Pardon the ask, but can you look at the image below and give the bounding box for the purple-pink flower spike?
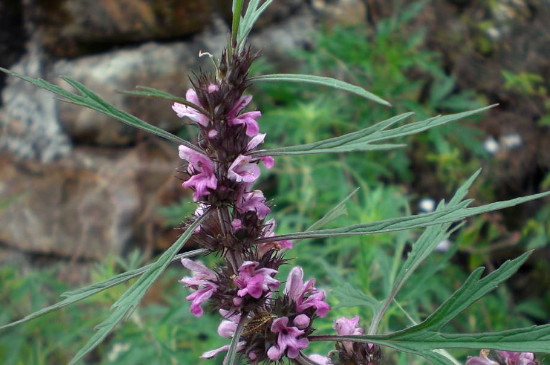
[173,45,331,364]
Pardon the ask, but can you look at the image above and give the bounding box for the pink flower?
[333,316,364,354]
[260,156,275,168]
[228,155,260,183]
[247,134,275,169]
[257,219,293,257]
[293,314,310,329]
[308,354,332,364]
[284,266,330,318]
[234,261,280,299]
[178,146,217,201]
[334,316,363,336]
[227,94,261,137]
[217,310,241,338]
[172,89,209,127]
[497,351,536,365]
[267,317,310,360]
[200,342,246,360]
[180,259,217,317]
[230,111,261,137]
[236,189,271,219]
[466,350,499,365]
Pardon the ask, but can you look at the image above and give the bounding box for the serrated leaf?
[306,188,358,232]
[261,188,550,242]
[414,252,531,332]
[251,106,494,157]
[332,283,380,310]
[250,73,391,106]
[311,253,550,360]
[68,214,207,365]
[0,68,199,151]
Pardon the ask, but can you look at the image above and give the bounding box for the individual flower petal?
[284,266,330,318]
[200,341,246,359]
[180,259,218,317]
[298,290,330,318]
[229,95,252,116]
[308,354,333,365]
[172,89,209,127]
[218,316,239,338]
[333,316,364,354]
[186,284,216,317]
[269,317,310,360]
[181,259,216,282]
[178,146,217,201]
[267,345,284,361]
[333,316,363,336]
[466,350,499,365]
[497,351,536,365]
[293,314,310,329]
[257,219,293,256]
[247,133,266,150]
[229,111,261,136]
[260,156,275,169]
[236,190,271,219]
[228,155,260,183]
[234,261,280,299]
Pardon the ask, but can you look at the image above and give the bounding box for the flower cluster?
[175,48,330,363]
[308,316,381,365]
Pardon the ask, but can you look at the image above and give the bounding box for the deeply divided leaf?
[68,214,207,365]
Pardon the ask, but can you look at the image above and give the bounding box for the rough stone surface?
[52,18,229,146]
[0,149,140,259]
[30,0,216,58]
[0,34,72,163]
[0,0,27,103]
[312,0,367,26]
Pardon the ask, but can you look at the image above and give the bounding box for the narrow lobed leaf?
[0,249,207,331]
[251,105,495,158]
[249,73,391,106]
[261,190,550,242]
[0,68,201,152]
[68,214,207,365]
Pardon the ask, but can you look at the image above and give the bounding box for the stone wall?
[0,0,367,262]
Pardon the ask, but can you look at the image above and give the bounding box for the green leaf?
[413,252,531,332]
[237,0,274,48]
[119,86,209,114]
[366,172,482,333]
[261,181,550,242]
[249,73,391,107]
[251,106,495,157]
[0,68,200,151]
[225,314,247,365]
[306,188,359,232]
[0,249,207,331]
[68,214,207,365]
[332,283,380,310]
[311,253,550,361]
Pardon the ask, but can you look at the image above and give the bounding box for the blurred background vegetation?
[1,0,549,364]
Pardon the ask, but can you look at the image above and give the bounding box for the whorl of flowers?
[175,47,331,364]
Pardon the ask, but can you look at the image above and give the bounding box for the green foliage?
[1,0,549,364]
[502,70,547,96]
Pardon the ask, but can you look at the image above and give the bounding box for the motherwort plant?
[1,1,549,364]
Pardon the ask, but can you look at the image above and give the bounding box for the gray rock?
[0,33,72,163]
[52,17,230,147]
[30,0,216,58]
[0,148,141,260]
